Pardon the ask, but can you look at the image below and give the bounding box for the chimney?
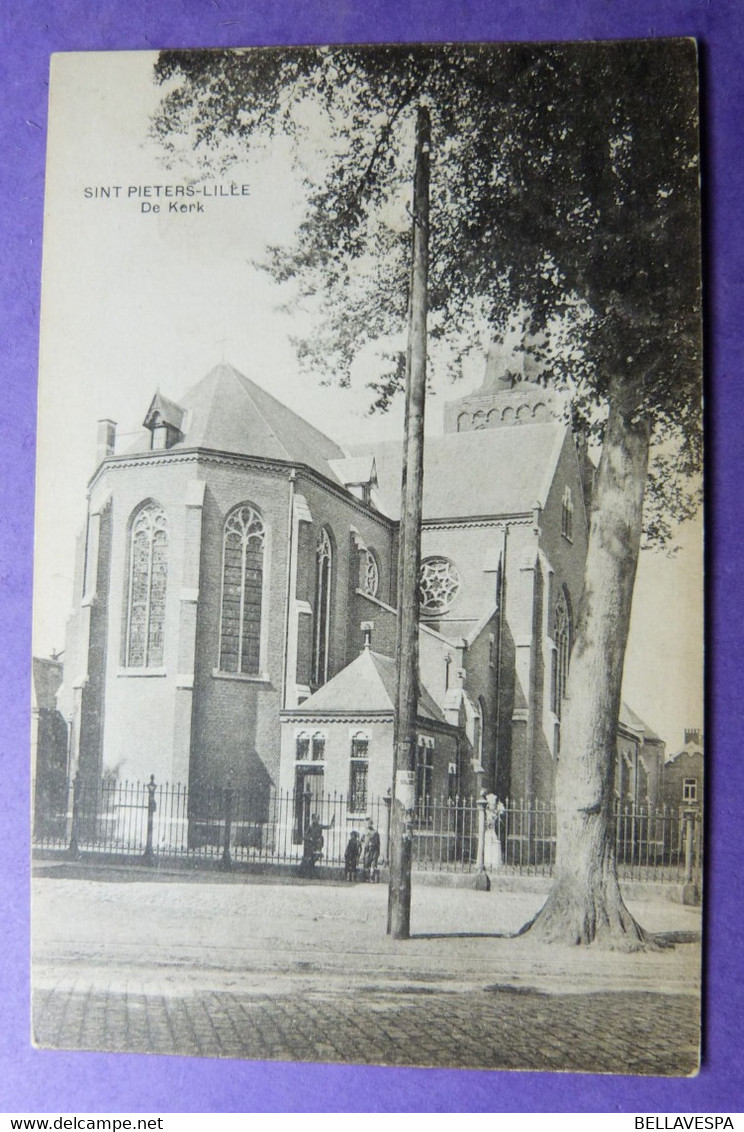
[96,419,116,465]
[684,728,702,747]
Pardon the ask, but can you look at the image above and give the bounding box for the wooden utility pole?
[387,105,431,940]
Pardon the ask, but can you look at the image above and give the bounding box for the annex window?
[125,502,168,667]
[419,556,460,618]
[683,778,698,803]
[312,527,333,686]
[349,732,369,813]
[561,486,574,541]
[296,731,326,762]
[219,504,266,675]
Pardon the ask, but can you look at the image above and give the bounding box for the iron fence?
[32,776,701,884]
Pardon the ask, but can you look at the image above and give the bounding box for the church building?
[59,352,602,816]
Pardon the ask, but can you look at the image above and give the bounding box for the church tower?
[443,343,564,434]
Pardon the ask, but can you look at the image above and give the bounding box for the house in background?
[663,728,704,811]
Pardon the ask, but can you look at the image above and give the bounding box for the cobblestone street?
[32,870,702,1076]
[33,982,699,1075]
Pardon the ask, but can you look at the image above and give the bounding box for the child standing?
[344,830,361,881]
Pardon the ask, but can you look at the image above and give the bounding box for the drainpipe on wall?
[493,525,507,794]
[281,469,296,710]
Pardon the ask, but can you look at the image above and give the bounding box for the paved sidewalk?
[32,875,702,1075]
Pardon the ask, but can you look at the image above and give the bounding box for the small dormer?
[144,392,185,451]
[328,455,378,507]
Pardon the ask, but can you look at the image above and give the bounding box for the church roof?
[178,363,346,476]
[618,702,662,745]
[349,421,567,520]
[130,363,346,478]
[327,454,377,487]
[288,647,444,723]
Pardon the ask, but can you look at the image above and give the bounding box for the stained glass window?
[363,548,379,598]
[219,504,266,675]
[312,528,333,686]
[552,590,571,735]
[561,486,574,541]
[126,502,168,667]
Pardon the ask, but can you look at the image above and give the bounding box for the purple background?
[1,0,739,1113]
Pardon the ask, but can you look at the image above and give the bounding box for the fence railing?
[32,776,702,885]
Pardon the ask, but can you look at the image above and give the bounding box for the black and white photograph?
[31,41,703,1077]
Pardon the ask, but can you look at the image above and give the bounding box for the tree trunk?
[525,396,653,948]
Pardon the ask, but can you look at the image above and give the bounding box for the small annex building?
[279,635,462,834]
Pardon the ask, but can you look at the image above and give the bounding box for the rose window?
[419,557,460,616]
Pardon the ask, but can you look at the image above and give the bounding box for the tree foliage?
[152,41,703,946]
[153,40,702,543]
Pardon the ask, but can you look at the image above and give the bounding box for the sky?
[33,49,703,752]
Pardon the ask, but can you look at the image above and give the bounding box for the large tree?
[152,40,702,946]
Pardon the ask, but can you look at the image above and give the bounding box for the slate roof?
[288,647,444,723]
[618,702,662,745]
[180,363,346,476]
[348,421,567,520]
[327,454,377,486]
[129,363,346,479]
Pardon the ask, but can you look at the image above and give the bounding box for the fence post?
[220,786,233,871]
[382,789,392,865]
[68,772,81,859]
[681,805,700,904]
[143,775,157,866]
[474,789,490,891]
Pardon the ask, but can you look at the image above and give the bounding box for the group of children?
[344,819,381,883]
[299,813,381,881]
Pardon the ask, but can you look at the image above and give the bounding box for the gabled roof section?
[666,738,704,765]
[291,647,444,722]
[133,363,346,477]
[349,420,567,521]
[328,454,377,487]
[143,391,185,432]
[619,702,662,745]
[32,657,63,712]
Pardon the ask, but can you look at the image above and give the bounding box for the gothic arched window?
[561,486,574,541]
[312,527,333,686]
[219,504,266,675]
[125,502,168,668]
[362,547,379,598]
[552,589,571,723]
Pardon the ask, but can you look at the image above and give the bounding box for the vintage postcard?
[32,42,703,1075]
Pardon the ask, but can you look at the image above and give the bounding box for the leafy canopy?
[153,40,702,542]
